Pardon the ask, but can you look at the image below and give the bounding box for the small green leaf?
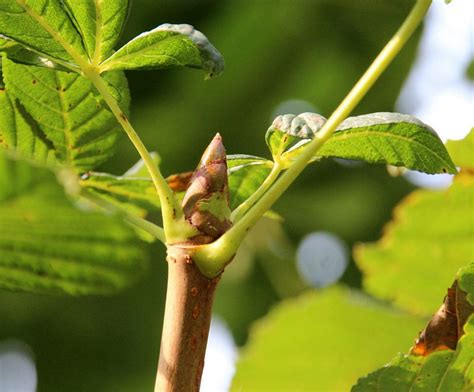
[232,287,425,391]
[0,0,87,67]
[446,129,474,169]
[355,176,474,314]
[100,23,224,78]
[63,0,130,64]
[80,154,273,219]
[80,172,160,218]
[2,57,130,171]
[0,152,147,295]
[319,113,457,174]
[78,154,162,218]
[227,154,273,210]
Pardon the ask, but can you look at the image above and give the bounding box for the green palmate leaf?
[354,175,474,315]
[446,129,474,169]
[2,57,130,171]
[227,154,273,210]
[352,264,474,391]
[100,23,224,78]
[0,0,87,68]
[63,0,129,64]
[267,112,456,174]
[0,152,147,295]
[232,287,425,392]
[0,82,56,164]
[0,150,37,201]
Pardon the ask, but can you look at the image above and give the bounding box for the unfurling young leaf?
[0,151,147,295]
[99,23,224,78]
[265,112,326,165]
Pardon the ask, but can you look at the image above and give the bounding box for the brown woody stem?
[155,134,230,391]
[155,246,220,392]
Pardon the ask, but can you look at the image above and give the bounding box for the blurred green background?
[0,0,422,390]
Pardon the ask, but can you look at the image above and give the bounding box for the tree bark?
[155,246,220,392]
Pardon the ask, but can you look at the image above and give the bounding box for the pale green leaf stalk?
[83,69,186,241]
[193,0,433,277]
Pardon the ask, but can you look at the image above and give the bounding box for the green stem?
[85,70,181,239]
[194,0,432,274]
[124,214,166,244]
[230,162,282,222]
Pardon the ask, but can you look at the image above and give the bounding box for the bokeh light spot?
[296,232,348,288]
[0,340,37,392]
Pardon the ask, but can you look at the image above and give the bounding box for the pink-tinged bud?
[181,134,231,241]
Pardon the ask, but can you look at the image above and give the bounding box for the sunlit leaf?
[354,176,474,314]
[0,0,87,68]
[232,287,425,392]
[63,0,130,64]
[0,152,147,295]
[100,23,224,78]
[267,112,456,174]
[0,40,68,70]
[446,129,474,169]
[2,57,130,171]
[319,113,457,174]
